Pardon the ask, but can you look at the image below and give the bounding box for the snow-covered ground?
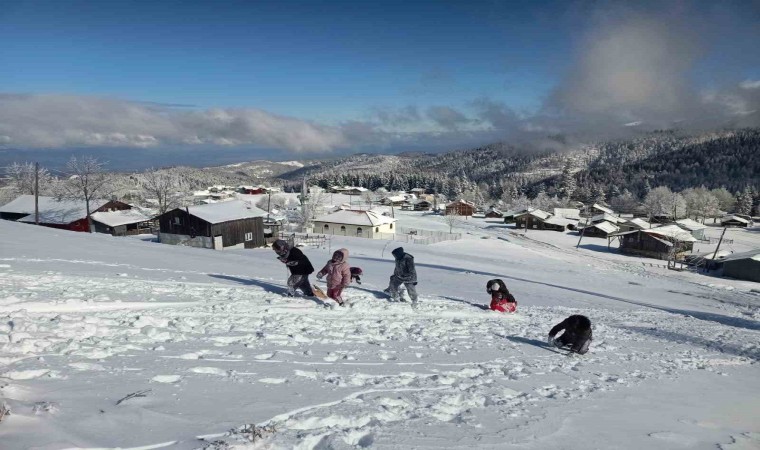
[0,214,759,449]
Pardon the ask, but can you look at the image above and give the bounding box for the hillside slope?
[0,220,758,448]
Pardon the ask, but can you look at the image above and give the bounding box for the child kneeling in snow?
[548,315,592,354]
[486,279,517,313]
[350,267,363,284]
[316,249,351,306]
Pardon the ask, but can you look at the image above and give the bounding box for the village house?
[590,203,615,216]
[721,215,751,227]
[157,200,267,250]
[313,209,396,239]
[445,199,476,216]
[613,225,696,260]
[0,195,134,233]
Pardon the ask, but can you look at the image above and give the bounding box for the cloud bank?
[0,94,347,152]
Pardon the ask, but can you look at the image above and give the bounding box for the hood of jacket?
[391,247,405,259]
[331,248,349,263]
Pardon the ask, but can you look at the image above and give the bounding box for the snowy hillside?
[1,219,759,449]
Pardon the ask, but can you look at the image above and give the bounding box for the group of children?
[270,239,592,354]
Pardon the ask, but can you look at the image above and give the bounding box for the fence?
[377,227,462,245]
[278,232,330,249]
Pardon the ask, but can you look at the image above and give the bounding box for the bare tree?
[143,168,181,215]
[5,162,52,195]
[443,213,462,234]
[58,156,111,232]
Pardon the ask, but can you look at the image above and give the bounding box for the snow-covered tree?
[736,186,754,215]
[5,162,52,195]
[142,168,182,215]
[57,156,112,232]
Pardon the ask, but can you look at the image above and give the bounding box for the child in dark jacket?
[548,315,592,354]
[272,239,315,297]
[486,279,517,313]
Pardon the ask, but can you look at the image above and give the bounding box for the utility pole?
[576,222,586,248]
[267,191,271,222]
[34,162,40,225]
[709,227,727,270]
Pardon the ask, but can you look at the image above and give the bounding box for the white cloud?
[0,94,347,152]
[740,80,760,90]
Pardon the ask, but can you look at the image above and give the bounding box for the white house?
[313,209,397,238]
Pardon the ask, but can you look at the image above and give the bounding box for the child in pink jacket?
[316,248,352,306]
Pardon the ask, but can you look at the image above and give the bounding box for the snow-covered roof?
[446,199,476,207]
[625,218,653,229]
[502,208,528,218]
[720,249,760,262]
[6,195,112,224]
[383,195,408,202]
[91,209,151,227]
[590,221,620,234]
[185,200,266,224]
[553,208,581,220]
[644,224,697,242]
[514,208,552,220]
[543,216,578,227]
[592,203,615,215]
[676,219,707,231]
[721,215,750,224]
[591,213,627,224]
[314,209,396,226]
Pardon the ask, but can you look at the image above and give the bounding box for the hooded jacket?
[317,248,351,289]
[273,240,314,275]
[391,247,417,283]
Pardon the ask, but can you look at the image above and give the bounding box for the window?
[173,216,181,225]
[389,223,394,229]
[245,232,253,241]
[324,224,329,230]
[376,227,379,232]
[340,225,346,234]
[356,227,363,237]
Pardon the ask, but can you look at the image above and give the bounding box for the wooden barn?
[721,215,751,227]
[445,199,476,216]
[90,209,153,236]
[0,195,132,233]
[157,200,267,250]
[513,209,552,229]
[577,220,620,238]
[613,226,696,260]
[542,215,579,231]
[485,207,503,218]
[675,218,708,240]
[720,250,760,282]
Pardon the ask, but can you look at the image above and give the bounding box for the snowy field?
[0,214,759,449]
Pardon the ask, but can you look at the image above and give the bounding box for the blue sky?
[1,0,759,161]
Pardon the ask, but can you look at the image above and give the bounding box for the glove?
[547,335,555,346]
[316,273,324,280]
[286,261,298,267]
[277,257,287,263]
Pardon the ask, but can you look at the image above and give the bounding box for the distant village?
[0,181,758,285]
